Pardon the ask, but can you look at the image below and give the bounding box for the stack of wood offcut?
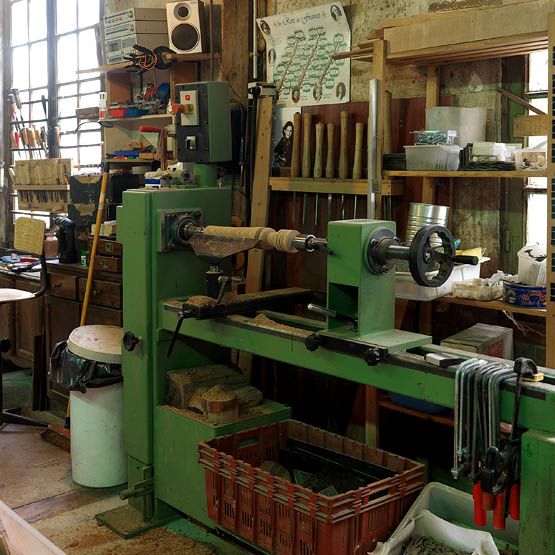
[167,365,263,425]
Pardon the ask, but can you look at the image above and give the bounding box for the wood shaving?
[62,526,214,554]
[402,536,470,555]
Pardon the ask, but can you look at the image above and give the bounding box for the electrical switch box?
[175,81,232,164]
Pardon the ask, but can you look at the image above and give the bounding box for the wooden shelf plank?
[270,177,368,195]
[379,398,454,427]
[79,53,212,74]
[104,159,157,164]
[383,170,547,178]
[437,295,546,318]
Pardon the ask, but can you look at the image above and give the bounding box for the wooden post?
[422,64,440,204]
[245,96,274,294]
[547,16,555,367]
[365,39,387,448]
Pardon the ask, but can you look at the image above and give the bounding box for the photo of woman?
[273,120,294,167]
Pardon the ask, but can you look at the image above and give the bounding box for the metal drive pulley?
[366,224,479,286]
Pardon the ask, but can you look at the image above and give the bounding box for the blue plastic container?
[503,282,546,308]
[389,393,446,414]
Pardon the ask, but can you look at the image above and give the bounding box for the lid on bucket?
[68,325,123,364]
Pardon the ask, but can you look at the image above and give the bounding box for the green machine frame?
[104,185,555,554]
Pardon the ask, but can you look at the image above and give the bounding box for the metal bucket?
[406,203,450,247]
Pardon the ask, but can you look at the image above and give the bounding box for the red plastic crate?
[199,420,425,555]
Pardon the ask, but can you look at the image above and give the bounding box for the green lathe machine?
[98,81,555,554]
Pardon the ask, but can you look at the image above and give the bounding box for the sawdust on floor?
[63,526,214,555]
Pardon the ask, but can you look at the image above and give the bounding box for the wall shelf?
[383,170,547,178]
[269,177,369,195]
[436,295,546,318]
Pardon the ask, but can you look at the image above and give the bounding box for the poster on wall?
[271,107,297,170]
[257,2,351,107]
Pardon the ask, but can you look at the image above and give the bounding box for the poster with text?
[257,3,351,107]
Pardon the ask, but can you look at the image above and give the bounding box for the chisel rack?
[13,159,71,213]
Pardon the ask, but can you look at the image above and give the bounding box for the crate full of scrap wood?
[13,159,71,212]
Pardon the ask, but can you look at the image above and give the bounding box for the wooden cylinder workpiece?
[302,112,312,178]
[338,111,349,179]
[313,122,325,179]
[290,112,301,178]
[326,123,335,178]
[353,122,364,180]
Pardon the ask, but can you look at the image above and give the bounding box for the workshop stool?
[0,217,50,429]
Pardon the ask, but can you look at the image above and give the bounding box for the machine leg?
[520,429,555,553]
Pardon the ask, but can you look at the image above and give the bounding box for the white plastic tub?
[404,145,462,171]
[70,382,127,488]
[395,260,484,301]
[0,500,66,555]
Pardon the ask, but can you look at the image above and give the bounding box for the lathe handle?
[451,255,479,266]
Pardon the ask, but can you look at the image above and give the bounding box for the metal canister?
[406,203,450,247]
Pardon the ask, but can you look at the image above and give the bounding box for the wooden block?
[166,365,248,409]
[513,114,550,137]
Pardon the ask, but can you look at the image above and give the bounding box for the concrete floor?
[0,370,251,554]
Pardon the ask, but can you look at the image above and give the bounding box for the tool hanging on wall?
[339,111,349,219]
[301,112,312,229]
[453,357,544,531]
[326,122,335,221]
[313,122,325,227]
[290,112,302,225]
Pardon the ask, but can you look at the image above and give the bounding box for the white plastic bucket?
[426,107,487,147]
[70,382,127,488]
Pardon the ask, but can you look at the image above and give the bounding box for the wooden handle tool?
[353,122,364,179]
[302,112,312,178]
[325,123,335,178]
[338,111,349,180]
[290,112,301,178]
[313,122,325,178]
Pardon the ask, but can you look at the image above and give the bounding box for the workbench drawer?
[78,278,121,309]
[48,273,78,300]
[94,255,122,274]
[96,238,122,257]
[85,305,122,327]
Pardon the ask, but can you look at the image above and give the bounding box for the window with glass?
[9,0,102,170]
[525,50,548,246]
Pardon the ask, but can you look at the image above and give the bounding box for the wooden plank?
[365,384,379,447]
[384,170,548,178]
[269,177,368,195]
[426,65,440,108]
[221,0,249,105]
[381,179,404,196]
[245,96,274,294]
[438,295,547,318]
[497,87,547,115]
[514,114,550,137]
[380,398,455,427]
[383,1,555,55]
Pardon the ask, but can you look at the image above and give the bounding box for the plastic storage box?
[199,420,425,555]
[404,145,462,170]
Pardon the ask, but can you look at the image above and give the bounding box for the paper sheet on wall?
[257,2,351,107]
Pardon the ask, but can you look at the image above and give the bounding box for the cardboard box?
[440,323,513,360]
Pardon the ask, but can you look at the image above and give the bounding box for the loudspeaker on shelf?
[166,1,205,54]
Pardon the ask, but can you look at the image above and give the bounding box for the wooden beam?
[245,96,274,294]
[221,0,249,105]
[497,87,547,115]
